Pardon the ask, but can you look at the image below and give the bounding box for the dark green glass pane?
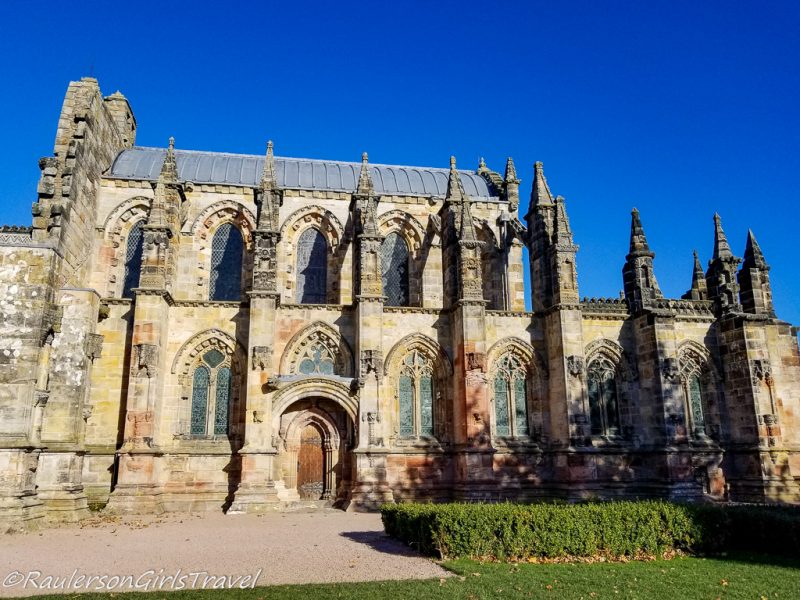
[191,366,210,435]
[495,375,510,436]
[297,228,327,304]
[514,376,528,436]
[381,232,410,306]
[399,375,414,437]
[604,376,620,433]
[690,375,705,428]
[122,221,144,298]
[203,349,224,368]
[420,375,433,436]
[588,376,603,435]
[210,223,243,301]
[214,367,231,435]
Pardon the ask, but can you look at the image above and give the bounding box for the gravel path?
[0,511,449,596]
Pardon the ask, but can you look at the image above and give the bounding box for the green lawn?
[43,555,800,600]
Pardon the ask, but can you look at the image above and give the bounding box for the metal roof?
[107,147,498,199]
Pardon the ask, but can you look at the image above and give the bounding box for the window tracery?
[587,357,621,437]
[122,221,144,298]
[296,228,327,304]
[492,353,529,437]
[398,350,434,438]
[190,349,232,437]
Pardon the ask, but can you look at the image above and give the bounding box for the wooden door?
[297,425,324,499]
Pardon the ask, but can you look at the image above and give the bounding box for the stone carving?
[752,359,772,387]
[251,345,272,371]
[252,410,263,424]
[661,358,680,382]
[566,356,584,378]
[85,333,104,361]
[134,343,158,378]
[362,411,382,446]
[359,350,383,385]
[466,352,485,372]
[82,406,93,422]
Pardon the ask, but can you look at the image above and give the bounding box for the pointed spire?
[504,157,518,183]
[159,136,178,183]
[446,155,465,203]
[712,213,733,259]
[743,229,768,269]
[683,249,708,300]
[257,141,280,232]
[260,140,277,190]
[357,151,374,196]
[531,161,554,206]
[459,190,479,243]
[628,208,653,256]
[553,195,573,245]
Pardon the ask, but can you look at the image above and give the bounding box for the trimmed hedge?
[380,501,800,560]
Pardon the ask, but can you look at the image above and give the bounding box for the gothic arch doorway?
[274,398,354,505]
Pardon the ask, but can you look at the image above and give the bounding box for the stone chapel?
[1,77,798,530]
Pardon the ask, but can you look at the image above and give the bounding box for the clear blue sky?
[1,1,798,322]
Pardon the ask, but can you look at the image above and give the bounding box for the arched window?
[189,349,232,437]
[122,221,144,298]
[493,354,529,437]
[209,223,244,301]
[381,232,409,306]
[296,228,327,304]
[398,350,434,438]
[587,358,621,437]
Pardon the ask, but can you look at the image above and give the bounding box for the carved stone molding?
[661,358,679,382]
[85,333,104,362]
[134,343,158,378]
[566,355,584,378]
[752,359,772,387]
[359,350,383,385]
[251,345,272,371]
[466,351,486,372]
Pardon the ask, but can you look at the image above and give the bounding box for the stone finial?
[628,208,654,256]
[531,161,554,206]
[260,140,277,190]
[159,136,178,182]
[743,229,768,270]
[356,151,374,196]
[685,249,708,300]
[504,157,519,183]
[553,195,573,244]
[258,140,280,232]
[446,155,465,203]
[459,191,479,243]
[478,157,487,171]
[712,213,733,259]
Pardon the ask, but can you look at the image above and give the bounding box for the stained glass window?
[493,354,528,437]
[191,366,210,435]
[214,367,231,435]
[296,228,327,304]
[587,358,621,436]
[688,374,705,434]
[122,221,144,298]
[398,350,435,438]
[381,232,409,306]
[210,223,244,301]
[190,346,235,437]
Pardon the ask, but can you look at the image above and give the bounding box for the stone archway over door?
[275,398,354,504]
